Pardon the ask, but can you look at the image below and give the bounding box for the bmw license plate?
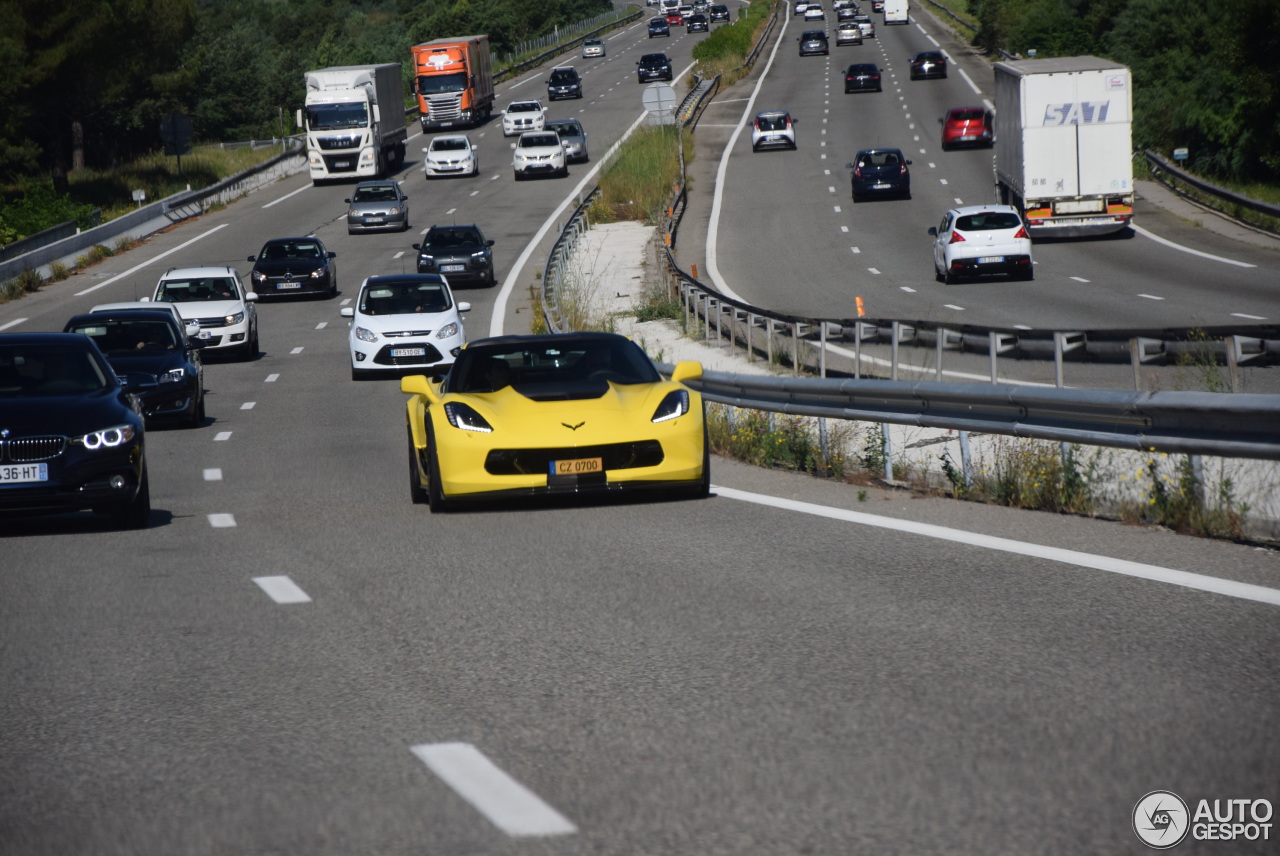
[550,457,603,475]
[0,463,48,483]
[391,347,426,358]
[277,282,301,289]
[978,256,1005,264]
[441,264,466,273]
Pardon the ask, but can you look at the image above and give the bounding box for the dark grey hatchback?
[798,30,829,55]
[848,148,912,201]
[414,225,497,288]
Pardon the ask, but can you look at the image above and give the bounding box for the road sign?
[642,83,677,125]
[1172,147,1189,161]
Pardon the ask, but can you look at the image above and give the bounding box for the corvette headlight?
[354,326,378,343]
[651,389,689,423]
[75,424,137,450]
[160,367,185,384]
[224,311,245,326]
[436,322,459,339]
[443,402,493,433]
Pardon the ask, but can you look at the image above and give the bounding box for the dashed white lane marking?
[262,184,310,209]
[394,251,406,258]
[214,432,232,441]
[868,267,881,274]
[714,486,1280,607]
[841,225,849,232]
[900,286,916,293]
[943,304,964,310]
[254,576,312,604]
[1232,313,1267,320]
[1070,276,1090,283]
[341,298,352,306]
[315,322,327,330]
[240,402,256,410]
[850,246,861,253]
[828,186,835,193]
[208,514,236,528]
[833,205,841,212]
[411,743,577,837]
[954,197,963,204]
[203,468,222,481]
[470,190,480,196]
[1138,293,1164,301]
[446,208,457,215]
[939,178,948,185]
[291,347,304,354]
[0,318,27,331]
[266,373,279,382]
[1014,324,1033,330]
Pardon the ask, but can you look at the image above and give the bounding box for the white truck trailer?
[301,64,407,184]
[993,56,1134,237]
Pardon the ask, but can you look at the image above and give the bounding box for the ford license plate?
[978,256,1005,264]
[0,463,48,483]
[391,347,426,358]
[550,457,603,475]
[441,264,466,273]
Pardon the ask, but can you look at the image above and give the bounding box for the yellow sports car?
[401,332,708,510]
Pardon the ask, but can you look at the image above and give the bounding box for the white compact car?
[423,134,479,178]
[803,4,825,19]
[145,266,259,359]
[751,110,797,152]
[501,100,546,137]
[929,204,1034,283]
[512,131,568,179]
[340,274,470,380]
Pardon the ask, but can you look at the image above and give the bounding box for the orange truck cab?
[411,35,495,131]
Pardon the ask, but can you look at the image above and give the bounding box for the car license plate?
[550,457,603,475]
[0,463,48,483]
[367,217,384,223]
[441,264,466,273]
[277,282,301,289]
[391,347,426,358]
[874,183,891,189]
[978,256,1005,264]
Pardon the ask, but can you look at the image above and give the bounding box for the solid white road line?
[411,743,577,837]
[714,486,1280,607]
[253,576,312,604]
[75,224,229,296]
[1132,223,1256,268]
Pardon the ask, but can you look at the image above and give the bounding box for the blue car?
[848,148,912,202]
[648,16,670,36]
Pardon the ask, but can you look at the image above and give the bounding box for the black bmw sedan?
[0,333,151,528]
[63,308,206,428]
[247,236,338,299]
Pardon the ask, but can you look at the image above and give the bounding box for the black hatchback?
[414,225,497,288]
[637,53,674,82]
[848,148,912,201]
[709,4,730,21]
[63,309,206,428]
[546,67,583,100]
[910,50,948,79]
[798,30,829,55]
[0,333,151,528]
[844,62,882,92]
[247,236,338,298]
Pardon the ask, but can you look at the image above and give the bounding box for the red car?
[666,9,684,25]
[940,106,994,150]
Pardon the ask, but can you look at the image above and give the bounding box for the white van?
[883,0,908,23]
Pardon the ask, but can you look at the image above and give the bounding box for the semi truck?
[411,36,495,131]
[993,56,1134,237]
[300,63,407,184]
[882,0,908,24]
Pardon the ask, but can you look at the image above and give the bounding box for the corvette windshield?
[450,339,660,395]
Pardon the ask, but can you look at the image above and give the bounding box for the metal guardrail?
[1143,150,1280,231]
[541,189,601,335]
[662,368,1280,460]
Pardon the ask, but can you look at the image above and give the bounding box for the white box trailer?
[993,56,1134,237]
[302,63,408,183]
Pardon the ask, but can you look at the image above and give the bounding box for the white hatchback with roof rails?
[144,266,260,359]
[929,204,1034,283]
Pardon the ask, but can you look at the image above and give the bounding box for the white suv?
[929,204,1034,283]
[147,266,260,359]
[501,100,546,137]
[513,131,568,179]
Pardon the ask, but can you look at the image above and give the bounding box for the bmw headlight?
[443,402,493,433]
[436,322,459,339]
[354,326,378,343]
[651,389,690,423]
[224,311,245,326]
[75,424,138,450]
[160,367,186,384]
